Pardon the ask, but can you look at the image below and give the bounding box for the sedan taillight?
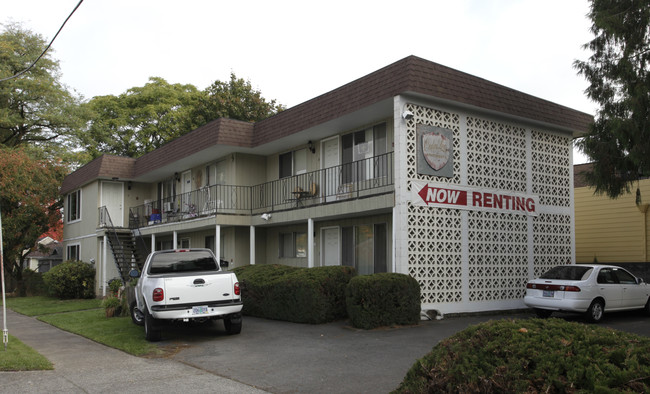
[152,288,164,302]
[234,282,240,296]
[527,283,581,292]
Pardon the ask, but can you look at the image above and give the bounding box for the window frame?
[66,244,80,261]
[66,189,82,223]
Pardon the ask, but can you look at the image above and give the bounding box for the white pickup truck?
[129,248,243,341]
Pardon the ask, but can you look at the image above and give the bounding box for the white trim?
[250,226,256,265]
[64,233,97,242]
[307,218,314,268]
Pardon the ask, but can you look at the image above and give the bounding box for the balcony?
[129,152,394,228]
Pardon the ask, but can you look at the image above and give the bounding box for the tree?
[80,77,204,158]
[195,73,285,124]
[0,147,67,296]
[574,0,650,198]
[0,23,85,161]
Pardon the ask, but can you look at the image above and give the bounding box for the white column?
[215,224,221,258]
[151,233,156,253]
[307,218,314,268]
[102,235,107,297]
[250,226,256,265]
[173,231,178,250]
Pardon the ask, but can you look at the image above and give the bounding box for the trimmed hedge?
[394,318,650,393]
[346,273,421,329]
[43,261,96,299]
[232,264,356,324]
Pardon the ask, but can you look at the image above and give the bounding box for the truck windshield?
[149,251,218,274]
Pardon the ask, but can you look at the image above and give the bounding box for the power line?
[0,0,84,83]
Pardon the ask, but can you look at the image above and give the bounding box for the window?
[179,238,190,249]
[279,149,307,178]
[341,223,387,275]
[67,244,80,261]
[67,189,81,222]
[342,123,387,182]
[279,232,307,258]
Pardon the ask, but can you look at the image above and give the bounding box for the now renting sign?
[412,181,539,217]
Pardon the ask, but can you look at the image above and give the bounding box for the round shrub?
[346,273,421,329]
[394,318,650,393]
[43,260,96,299]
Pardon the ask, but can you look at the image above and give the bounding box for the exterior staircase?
[99,207,149,282]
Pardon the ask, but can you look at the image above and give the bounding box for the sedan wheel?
[586,299,604,323]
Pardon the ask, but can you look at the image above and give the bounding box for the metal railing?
[128,152,393,228]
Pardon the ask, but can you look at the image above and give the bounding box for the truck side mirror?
[219,259,229,268]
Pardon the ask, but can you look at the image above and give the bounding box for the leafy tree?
[0,147,67,296]
[196,73,285,124]
[574,0,650,198]
[80,77,204,158]
[0,23,85,161]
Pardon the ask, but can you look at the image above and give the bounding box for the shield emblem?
[422,132,451,171]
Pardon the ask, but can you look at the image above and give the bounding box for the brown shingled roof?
[60,154,135,194]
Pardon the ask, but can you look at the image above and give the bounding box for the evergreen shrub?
[346,273,421,329]
[394,318,650,393]
[43,261,96,299]
[232,264,356,323]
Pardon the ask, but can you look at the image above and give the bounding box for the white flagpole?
[0,206,7,350]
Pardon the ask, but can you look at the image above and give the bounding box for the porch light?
[308,141,315,154]
[402,110,414,120]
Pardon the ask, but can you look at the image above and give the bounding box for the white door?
[102,182,123,227]
[321,137,339,202]
[181,170,191,212]
[321,227,340,266]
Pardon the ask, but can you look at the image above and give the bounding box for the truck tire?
[144,307,162,341]
[130,301,145,326]
[224,316,242,335]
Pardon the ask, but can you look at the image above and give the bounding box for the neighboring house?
[61,56,591,314]
[24,237,63,273]
[574,163,650,277]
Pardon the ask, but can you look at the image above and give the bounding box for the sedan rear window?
[149,251,218,274]
[540,266,592,281]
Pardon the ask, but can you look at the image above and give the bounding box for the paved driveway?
[160,310,650,394]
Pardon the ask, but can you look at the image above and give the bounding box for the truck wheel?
[144,307,162,341]
[224,317,242,335]
[130,301,144,326]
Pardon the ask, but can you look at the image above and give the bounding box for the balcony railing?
[129,151,393,228]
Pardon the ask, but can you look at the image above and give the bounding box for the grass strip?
[38,309,160,356]
[0,335,53,371]
[5,296,101,316]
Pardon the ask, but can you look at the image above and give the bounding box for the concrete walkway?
[0,309,268,393]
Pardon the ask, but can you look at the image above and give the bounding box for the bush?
[346,273,421,329]
[394,318,650,393]
[232,264,356,324]
[43,261,96,299]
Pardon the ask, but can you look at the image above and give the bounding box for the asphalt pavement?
[2,308,649,393]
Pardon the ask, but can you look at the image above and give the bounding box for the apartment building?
[60,56,592,314]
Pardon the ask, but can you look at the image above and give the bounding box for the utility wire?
[0,0,84,83]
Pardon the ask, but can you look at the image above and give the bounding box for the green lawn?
[2,296,160,370]
[0,335,53,371]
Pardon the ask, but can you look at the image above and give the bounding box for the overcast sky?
[4,0,595,163]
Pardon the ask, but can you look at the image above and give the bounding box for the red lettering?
[472,192,482,207]
[515,196,525,211]
[503,195,512,210]
[526,198,535,212]
[492,194,502,209]
[484,193,493,208]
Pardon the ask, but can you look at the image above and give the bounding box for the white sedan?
[524,265,650,322]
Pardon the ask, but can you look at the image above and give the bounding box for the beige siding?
[575,179,650,263]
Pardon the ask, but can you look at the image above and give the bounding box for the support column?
[308,218,314,268]
[173,231,178,250]
[250,226,256,265]
[151,233,156,253]
[215,224,221,258]
[102,235,107,297]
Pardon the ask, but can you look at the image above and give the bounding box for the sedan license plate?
[192,306,209,315]
[542,290,554,298]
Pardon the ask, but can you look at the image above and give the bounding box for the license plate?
[543,290,554,298]
[192,306,209,315]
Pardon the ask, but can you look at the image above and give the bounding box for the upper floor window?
[67,189,81,223]
[279,149,307,179]
[342,123,387,182]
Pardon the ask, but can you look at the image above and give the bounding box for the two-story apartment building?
[61,56,592,314]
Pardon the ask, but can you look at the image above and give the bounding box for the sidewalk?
[0,309,268,394]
